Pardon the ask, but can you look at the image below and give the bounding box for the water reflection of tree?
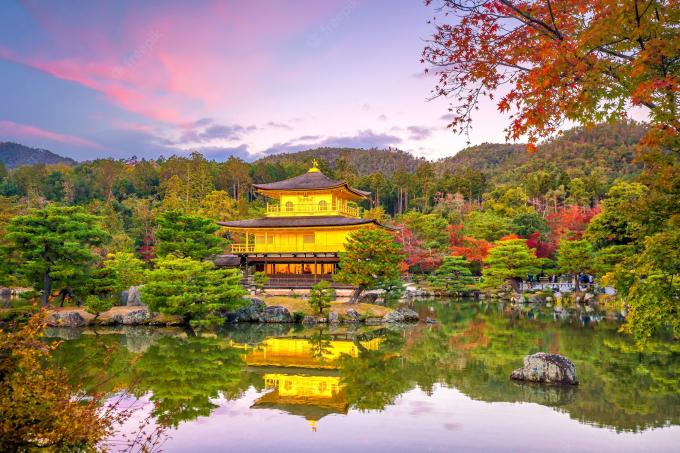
[339,329,411,411]
[399,302,680,432]
[131,336,248,428]
[308,328,333,363]
[50,305,680,433]
[50,330,137,393]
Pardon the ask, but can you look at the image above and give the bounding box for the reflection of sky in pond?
[121,386,678,452]
[49,302,680,452]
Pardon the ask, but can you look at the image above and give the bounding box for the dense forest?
[0,120,677,339]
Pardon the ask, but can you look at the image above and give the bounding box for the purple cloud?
[407,125,433,140]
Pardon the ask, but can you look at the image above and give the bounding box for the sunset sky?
[0,0,514,162]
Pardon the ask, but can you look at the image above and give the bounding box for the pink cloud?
[0,120,104,149]
[5,1,339,125]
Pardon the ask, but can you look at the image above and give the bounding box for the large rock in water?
[511,352,578,385]
[47,311,86,327]
[259,305,292,323]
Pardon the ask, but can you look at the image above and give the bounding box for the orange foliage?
[448,224,493,263]
[546,205,600,243]
[423,1,679,145]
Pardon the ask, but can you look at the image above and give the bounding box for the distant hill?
[436,120,646,182]
[0,142,77,168]
[253,122,645,182]
[254,147,427,177]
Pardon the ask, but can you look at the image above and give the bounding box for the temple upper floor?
[253,162,369,218]
[265,191,361,217]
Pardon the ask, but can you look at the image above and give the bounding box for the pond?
[47,301,680,452]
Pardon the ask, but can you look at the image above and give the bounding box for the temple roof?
[218,216,396,230]
[252,169,370,198]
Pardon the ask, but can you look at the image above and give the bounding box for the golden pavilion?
[218,161,393,286]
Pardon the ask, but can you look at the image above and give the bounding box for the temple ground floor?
[215,252,351,288]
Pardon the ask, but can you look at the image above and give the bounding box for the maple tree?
[525,230,556,258]
[423,0,679,144]
[395,224,443,273]
[547,204,600,243]
[448,224,494,268]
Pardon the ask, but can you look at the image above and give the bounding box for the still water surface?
[48,301,680,452]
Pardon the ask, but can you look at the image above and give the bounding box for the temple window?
[285,201,294,212]
[318,200,328,211]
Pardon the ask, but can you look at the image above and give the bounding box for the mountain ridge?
[0,142,77,168]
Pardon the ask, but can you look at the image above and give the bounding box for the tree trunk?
[352,337,368,353]
[348,286,363,304]
[41,271,51,307]
[573,274,580,292]
[507,278,521,294]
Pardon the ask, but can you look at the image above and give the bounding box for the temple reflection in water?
[241,334,383,431]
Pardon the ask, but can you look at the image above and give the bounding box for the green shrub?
[309,280,333,314]
[85,296,113,321]
[292,311,306,323]
[253,271,269,293]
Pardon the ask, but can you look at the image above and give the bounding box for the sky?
[0,0,515,162]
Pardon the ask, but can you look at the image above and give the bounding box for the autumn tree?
[0,312,119,449]
[395,224,443,274]
[2,206,108,306]
[482,238,541,292]
[336,229,405,303]
[423,0,679,143]
[448,224,493,273]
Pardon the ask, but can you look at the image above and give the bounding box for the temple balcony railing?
[265,202,361,218]
[231,243,345,254]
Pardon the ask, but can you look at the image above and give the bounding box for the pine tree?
[141,256,246,327]
[336,229,404,303]
[155,210,226,260]
[556,239,594,291]
[428,256,475,296]
[85,295,114,323]
[2,206,108,306]
[309,280,334,314]
[482,239,540,293]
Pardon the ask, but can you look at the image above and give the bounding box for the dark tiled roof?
[253,171,370,197]
[218,216,396,230]
[212,254,242,267]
